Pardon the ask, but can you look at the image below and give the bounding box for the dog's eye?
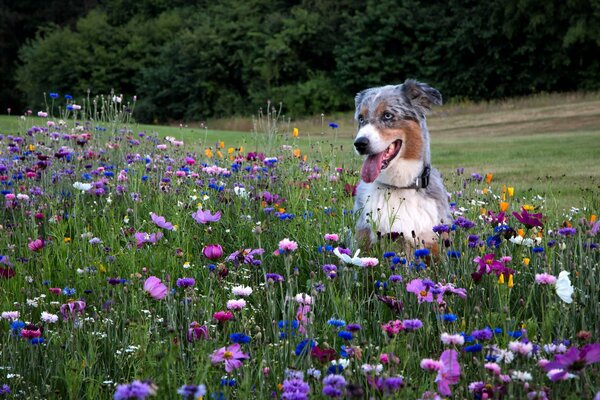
[358,115,364,124]
[383,112,393,120]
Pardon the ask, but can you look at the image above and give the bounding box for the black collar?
[375,165,431,191]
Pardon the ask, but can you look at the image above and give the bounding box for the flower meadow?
[0,105,599,399]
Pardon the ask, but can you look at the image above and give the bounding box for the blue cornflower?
[49,92,59,99]
[230,333,251,344]
[414,248,430,258]
[295,339,316,356]
[464,343,483,352]
[509,330,523,338]
[29,338,45,345]
[447,250,461,258]
[338,331,353,340]
[327,364,344,374]
[392,257,406,265]
[10,321,25,335]
[64,94,72,100]
[383,252,396,258]
[533,246,544,253]
[327,319,346,328]
[220,378,236,387]
[443,313,457,322]
[62,287,76,296]
[328,122,339,129]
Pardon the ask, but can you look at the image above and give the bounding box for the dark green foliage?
[7,0,600,121]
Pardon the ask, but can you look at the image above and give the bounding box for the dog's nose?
[354,137,370,153]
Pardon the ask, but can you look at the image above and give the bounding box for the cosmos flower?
[436,349,461,396]
[143,276,168,300]
[150,213,174,230]
[210,343,250,372]
[543,343,600,381]
[191,209,221,224]
[555,271,574,303]
[202,244,223,260]
[512,208,543,229]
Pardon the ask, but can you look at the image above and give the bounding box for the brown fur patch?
[359,105,369,119]
[375,101,388,119]
[378,121,423,160]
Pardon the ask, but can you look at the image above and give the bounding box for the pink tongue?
[361,152,385,183]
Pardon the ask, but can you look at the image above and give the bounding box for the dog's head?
[353,79,442,184]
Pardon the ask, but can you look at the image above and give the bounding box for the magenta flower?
[275,238,298,255]
[150,213,174,230]
[28,238,45,252]
[143,276,168,300]
[192,209,221,224]
[543,343,600,381]
[512,208,543,229]
[535,273,557,285]
[203,244,223,260]
[227,248,264,266]
[213,311,234,322]
[135,232,164,248]
[381,320,405,337]
[210,343,250,372]
[187,322,209,342]
[436,349,461,396]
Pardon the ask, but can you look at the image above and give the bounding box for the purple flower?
[454,216,475,230]
[176,278,195,288]
[113,380,157,399]
[134,232,163,248]
[322,264,337,279]
[281,378,310,400]
[543,343,600,380]
[151,213,174,230]
[471,327,493,341]
[202,244,223,260]
[322,374,346,397]
[557,227,577,236]
[191,209,221,224]
[177,384,206,399]
[265,273,284,282]
[403,319,423,330]
[227,248,264,266]
[187,322,209,342]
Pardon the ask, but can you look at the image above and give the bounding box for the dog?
[352,79,450,252]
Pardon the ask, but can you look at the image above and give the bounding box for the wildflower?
[281,377,310,400]
[472,327,493,341]
[191,209,221,224]
[134,232,163,248]
[508,341,534,356]
[555,271,574,303]
[143,276,168,300]
[28,238,45,252]
[558,227,577,236]
[210,343,250,372]
[226,299,246,311]
[60,300,86,320]
[346,323,362,332]
[150,213,174,230]
[187,322,209,342]
[338,331,353,340]
[381,320,405,337]
[1,311,19,320]
[202,244,223,260]
[420,359,444,371]
[513,208,543,229]
[403,319,423,330]
[41,311,59,323]
[333,247,363,266]
[276,238,298,254]
[113,380,157,399]
[177,384,206,399]
[329,122,339,129]
[73,182,92,191]
[322,264,338,279]
[360,257,379,267]
[231,285,253,297]
[213,311,233,322]
[324,233,339,241]
[436,349,460,396]
[511,370,532,381]
[322,374,346,397]
[265,273,284,282]
[227,248,264,266]
[543,343,600,380]
[327,318,346,328]
[230,333,251,344]
[406,279,434,303]
[441,333,465,346]
[176,278,195,288]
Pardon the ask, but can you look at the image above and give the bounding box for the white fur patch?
[354,124,390,154]
[354,183,440,244]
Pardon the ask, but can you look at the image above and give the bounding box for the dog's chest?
[355,185,439,242]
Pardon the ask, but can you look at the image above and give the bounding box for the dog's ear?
[354,89,369,118]
[401,79,442,114]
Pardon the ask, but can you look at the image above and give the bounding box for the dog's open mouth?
[360,140,402,183]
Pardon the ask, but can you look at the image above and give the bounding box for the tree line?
[2,0,599,123]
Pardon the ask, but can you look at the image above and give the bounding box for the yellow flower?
[499,202,509,212]
[590,214,597,223]
[498,274,505,284]
[278,207,285,213]
[217,150,223,158]
[99,264,107,273]
[29,144,36,151]
[303,155,307,162]
[204,148,213,158]
[508,187,514,197]
[228,147,234,154]
[219,141,225,149]
[523,257,530,266]
[64,237,71,243]
[293,149,301,158]
[523,204,535,211]
[508,274,514,288]
[483,188,489,195]
[239,146,244,153]
[293,127,299,137]
[485,173,493,184]
[480,207,487,215]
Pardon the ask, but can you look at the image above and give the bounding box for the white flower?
[73,182,92,191]
[1,311,19,320]
[511,370,532,381]
[331,358,350,369]
[508,341,533,356]
[294,293,313,305]
[333,247,363,266]
[555,271,574,304]
[41,311,59,323]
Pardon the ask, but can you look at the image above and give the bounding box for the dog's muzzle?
[354,137,370,154]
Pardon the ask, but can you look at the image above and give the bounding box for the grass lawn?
[2,92,599,211]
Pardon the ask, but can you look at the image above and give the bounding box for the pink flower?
[134,232,163,248]
[202,244,223,260]
[440,333,465,346]
[406,279,434,303]
[28,238,45,252]
[276,238,298,255]
[381,320,405,337]
[1,311,19,320]
[143,276,168,300]
[360,257,379,267]
[436,349,460,396]
[324,233,339,242]
[484,362,502,375]
[226,299,247,311]
[535,273,557,285]
[213,311,233,322]
[60,300,86,320]
[420,359,444,371]
[508,341,534,356]
[210,343,250,372]
[192,209,221,224]
[150,213,174,230]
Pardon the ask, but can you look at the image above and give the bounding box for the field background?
[3,92,598,210]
